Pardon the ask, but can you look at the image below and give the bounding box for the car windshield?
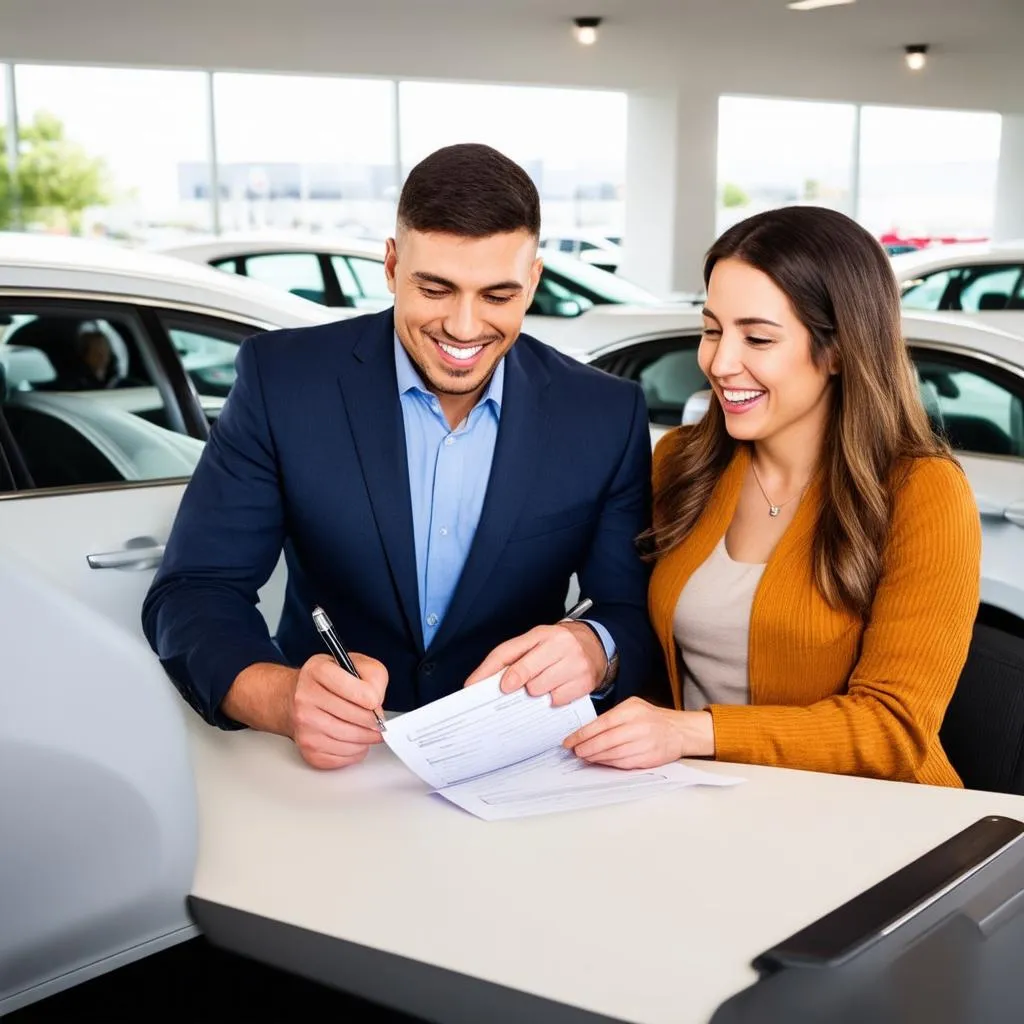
[539,251,660,306]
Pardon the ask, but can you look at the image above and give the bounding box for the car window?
[242,252,327,305]
[592,336,706,427]
[0,304,201,492]
[901,270,955,311]
[911,348,1024,458]
[344,256,392,308]
[211,257,241,275]
[329,256,361,307]
[528,272,594,318]
[157,312,261,419]
[952,266,1023,313]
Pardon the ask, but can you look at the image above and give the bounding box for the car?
[892,243,1024,336]
[538,230,624,273]
[159,233,663,337]
[4,235,1024,1012]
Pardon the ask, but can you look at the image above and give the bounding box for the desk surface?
[186,717,1024,1024]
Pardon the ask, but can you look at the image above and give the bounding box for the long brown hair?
[649,206,954,617]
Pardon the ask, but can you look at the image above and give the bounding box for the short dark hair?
[397,143,540,238]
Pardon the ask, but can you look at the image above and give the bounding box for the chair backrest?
[940,623,1024,795]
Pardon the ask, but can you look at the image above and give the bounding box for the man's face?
[385,228,542,399]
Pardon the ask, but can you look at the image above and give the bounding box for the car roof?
[540,305,1024,368]
[159,232,386,264]
[0,232,342,329]
[890,241,1024,278]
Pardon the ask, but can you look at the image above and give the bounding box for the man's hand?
[289,652,388,770]
[464,622,606,706]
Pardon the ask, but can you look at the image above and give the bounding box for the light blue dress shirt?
[393,336,615,673]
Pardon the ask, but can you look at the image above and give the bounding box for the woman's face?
[698,257,834,447]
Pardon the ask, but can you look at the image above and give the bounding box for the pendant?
[769,505,781,518]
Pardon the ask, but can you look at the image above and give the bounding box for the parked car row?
[3,230,1024,1014]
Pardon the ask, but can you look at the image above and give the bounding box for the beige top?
[673,536,765,712]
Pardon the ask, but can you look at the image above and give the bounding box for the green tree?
[802,177,821,201]
[721,181,749,209]
[0,111,111,232]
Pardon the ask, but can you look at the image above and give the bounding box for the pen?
[562,597,594,622]
[312,605,387,733]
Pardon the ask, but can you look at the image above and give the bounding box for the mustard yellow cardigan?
[648,433,982,786]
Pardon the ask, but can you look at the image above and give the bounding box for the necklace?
[750,461,806,518]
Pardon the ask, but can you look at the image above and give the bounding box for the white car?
[2,235,1024,1012]
[893,243,1024,336]
[539,230,624,273]
[160,232,662,338]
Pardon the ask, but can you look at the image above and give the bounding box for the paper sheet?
[383,672,743,820]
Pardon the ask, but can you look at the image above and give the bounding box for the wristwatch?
[562,618,619,697]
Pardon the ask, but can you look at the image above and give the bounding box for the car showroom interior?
[3,1,1024,1022]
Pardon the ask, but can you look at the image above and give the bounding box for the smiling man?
[143,143,657,770]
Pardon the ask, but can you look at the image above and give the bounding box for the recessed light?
[787,0,856,10]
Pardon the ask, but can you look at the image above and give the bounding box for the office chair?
[941,623,1024,795]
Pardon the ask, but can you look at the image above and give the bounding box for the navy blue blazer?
[142,309,657,726]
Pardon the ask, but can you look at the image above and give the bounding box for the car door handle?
[1005,504,1024,529]
[87,537,165,570]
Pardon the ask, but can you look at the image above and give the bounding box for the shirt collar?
[393,332,504,414]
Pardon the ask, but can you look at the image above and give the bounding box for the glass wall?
[717,94,1004,248]
[400,81,627,241]
[716,96,857,236]
[14,64,212,243]
[212,73,397,241]
[858,105,1002,244]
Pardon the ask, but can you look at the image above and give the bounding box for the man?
[143,143,656,770]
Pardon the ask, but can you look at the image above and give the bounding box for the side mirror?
[682,389,712,425]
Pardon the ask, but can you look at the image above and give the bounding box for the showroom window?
[858,106,1002,243]
[716,96,857,236]
[213,73,398,240]
[399,81,626,243]
[13,65,213,243]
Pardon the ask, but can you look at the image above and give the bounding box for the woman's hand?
[563,697,715,768]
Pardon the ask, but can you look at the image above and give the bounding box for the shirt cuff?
[581,618,616,700]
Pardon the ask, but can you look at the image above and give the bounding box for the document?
[383,672,742,820]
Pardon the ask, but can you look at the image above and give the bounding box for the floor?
[8,938,424,1022]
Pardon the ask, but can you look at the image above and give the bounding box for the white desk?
[186,716,1024,1024]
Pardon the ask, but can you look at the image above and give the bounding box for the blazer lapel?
[427,343,551,655]
[335,313,423,650]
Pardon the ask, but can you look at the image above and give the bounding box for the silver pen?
[312,605,387,733]
[562,597,594,621]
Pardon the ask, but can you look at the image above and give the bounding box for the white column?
[994,114,1024,243]
[619,87,719,298]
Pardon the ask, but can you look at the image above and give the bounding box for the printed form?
[383,672,742,820]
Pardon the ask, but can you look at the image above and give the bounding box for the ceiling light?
[787,0,856,10]
[904,44,928,71]
[573,17,601,45]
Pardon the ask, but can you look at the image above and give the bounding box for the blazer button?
[420,661,436,675]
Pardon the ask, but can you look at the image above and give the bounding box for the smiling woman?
[564,206,982,787]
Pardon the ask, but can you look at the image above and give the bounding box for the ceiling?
[1,0,1021,111]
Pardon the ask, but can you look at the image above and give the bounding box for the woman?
[564,207,981,786]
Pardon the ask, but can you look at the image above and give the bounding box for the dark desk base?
[189,896,630,1024]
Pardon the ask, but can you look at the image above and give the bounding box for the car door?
[909,341,1024,630]
[590,333,707,445]
[0,296,281,1013]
